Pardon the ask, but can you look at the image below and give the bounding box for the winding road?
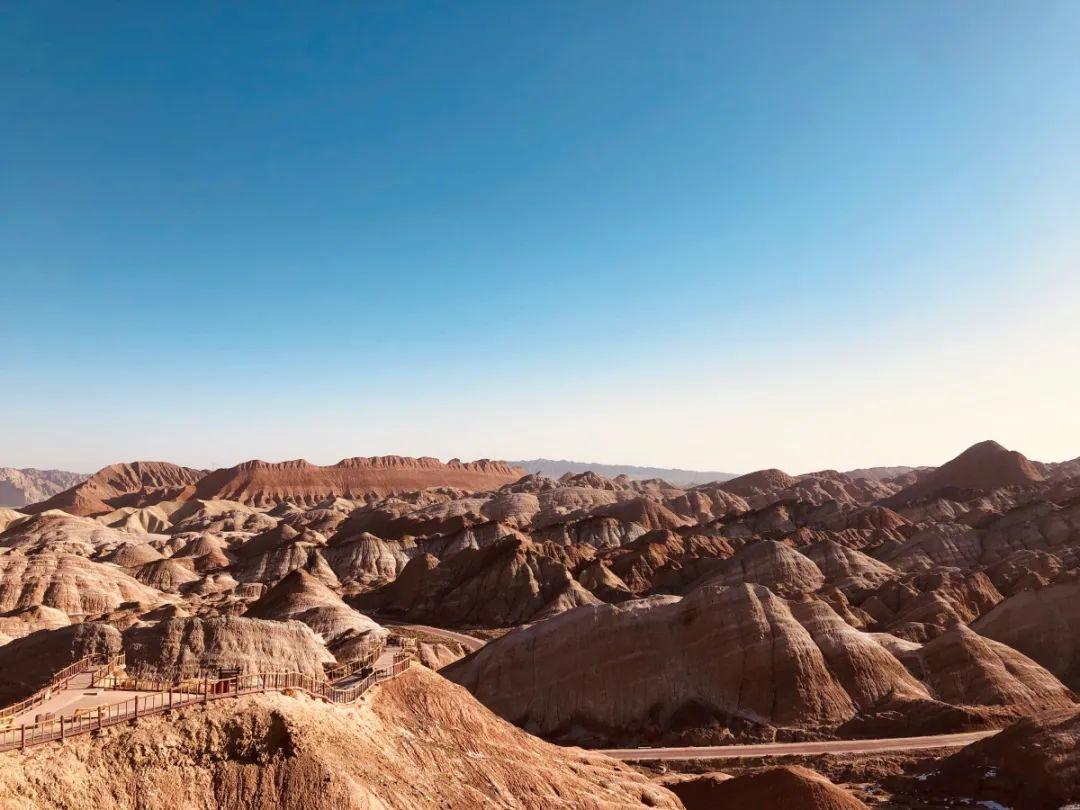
[597,729,1000,760]
[389,623,486,652]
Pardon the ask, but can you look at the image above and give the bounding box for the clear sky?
[3,2,1079,475]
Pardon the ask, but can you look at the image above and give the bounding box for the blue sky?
[3,2,1079,473]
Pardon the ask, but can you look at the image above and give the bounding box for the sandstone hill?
[0,666,679,810]
[662,766,868,810]
[354,536,599,626]
[0,622,121,704]
[971,580,1080,688]
[444,581,1075,745]
[883,440,1045,507]
[841,465,925,483]
[245,569,387,657]
[122,616,336,678]
[905,706,1080,809]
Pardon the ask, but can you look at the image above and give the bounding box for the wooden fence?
[0,655,98,723]
[0,649,413,754]
[323,639,386,682]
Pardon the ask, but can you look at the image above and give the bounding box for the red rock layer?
[194,456,524,506]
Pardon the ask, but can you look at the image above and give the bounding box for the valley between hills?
[1,442,1079,808]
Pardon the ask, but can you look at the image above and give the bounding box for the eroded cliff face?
[0,667,679,810]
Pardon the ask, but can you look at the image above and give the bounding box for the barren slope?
[0,667,679,810]
[23,462,204,517]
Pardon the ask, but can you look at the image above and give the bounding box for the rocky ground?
[0,441,1078,807]
[0,667,678,809]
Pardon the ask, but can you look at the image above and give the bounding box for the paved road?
[597,730,1000,761]
[390,624,486,652]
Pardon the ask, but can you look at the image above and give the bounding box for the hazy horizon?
[4,438,1075,481]
[4,2,1079,474]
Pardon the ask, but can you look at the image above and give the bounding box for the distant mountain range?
[508,459,738,486]
[9,448,1077,514]
[18,457,525,516]
[0,467,88,508]
[0,461,930,505]
[512,460,940,486]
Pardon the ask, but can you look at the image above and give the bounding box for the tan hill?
[709,468,896,510]
[445,582,1074,745]
[0,467,87,508]
[122,615,336,678]
[21,456,524,517]
[662,766,867,810]
[0,604,72,642]
[320,530,416,587]
[0,507,28,534]
[908,706,1080,809]
[720,468,799,499]
[244,569,386,656]
[0,441,1076,804]
[229,522,339,587]
[884,440,1045,507]
[972,580,1080,688]
[911,624,1076,716]
[699,539,827,596]
[193,456,524,506]
[0,549,174,619]
[355,536,599,627]
[0,666,679,809]
[23,461,204,516]
[130,558,201,592]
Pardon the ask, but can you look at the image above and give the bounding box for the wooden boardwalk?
[0,637,414,754]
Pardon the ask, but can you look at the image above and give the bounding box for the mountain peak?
[885,440,1043,506]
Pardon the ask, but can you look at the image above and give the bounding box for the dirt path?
[597,729,1001,760]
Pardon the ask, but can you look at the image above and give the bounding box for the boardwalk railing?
[89,653,127,688]
[0,647,413,754]
[323,638,386,682]
[0,655,99,723]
